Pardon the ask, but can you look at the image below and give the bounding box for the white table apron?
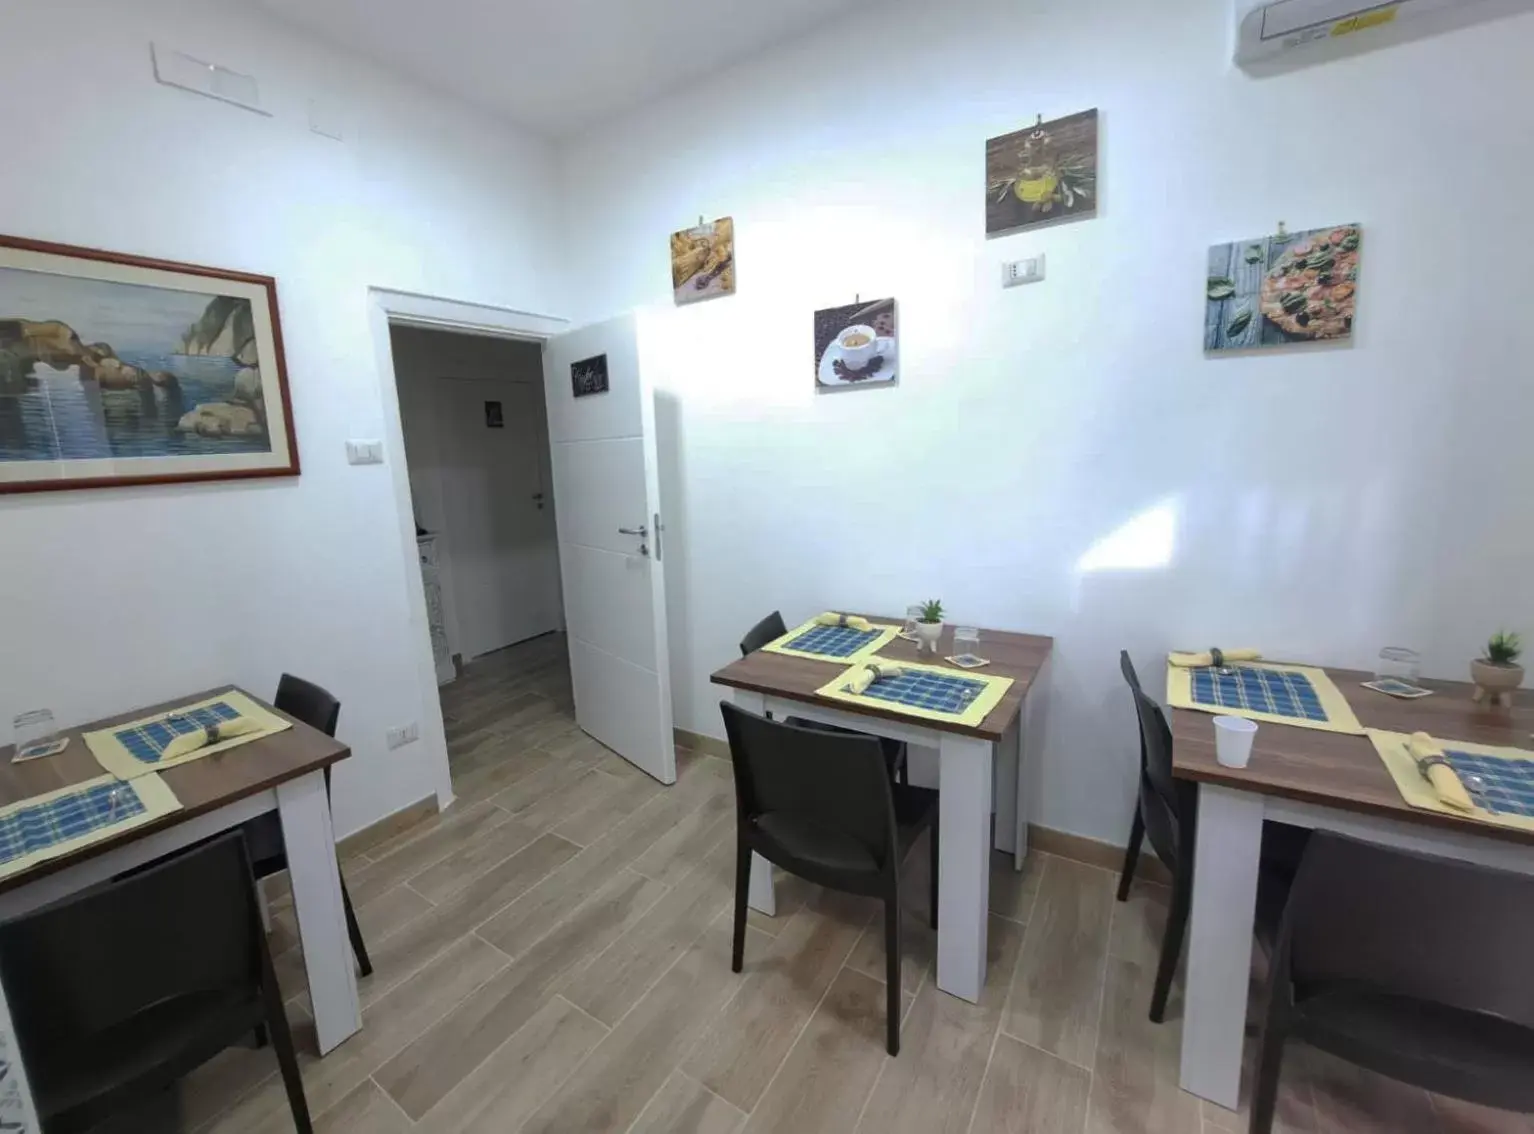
[1181,781,1534,1110]
[730,687,1033,1004]
[0,768,361,1133]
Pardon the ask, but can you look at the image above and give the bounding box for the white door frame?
[367,287,570,811]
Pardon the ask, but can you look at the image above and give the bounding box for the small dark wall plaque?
[484,400,504,428]
[571,354,609,398]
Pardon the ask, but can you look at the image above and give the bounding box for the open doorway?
[387,324,569,785]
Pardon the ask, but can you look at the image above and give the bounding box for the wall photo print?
[0,234,296,494]
[986,109,1098,236]
[670,216,735,305]
[1205,224,1361,352]
[571,353,609,398]
[814,298,897,393]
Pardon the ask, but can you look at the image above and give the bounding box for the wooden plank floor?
[144,634,1528,1134]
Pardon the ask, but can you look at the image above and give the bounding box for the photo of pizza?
[1204,223,1362,352]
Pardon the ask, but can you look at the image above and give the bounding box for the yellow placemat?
[760,616,901,664]
[1166,660,1364,735]
[0,773,181,883]
[817,659,1014,728]
[85,690,292,781]
[1368,729,1534,834]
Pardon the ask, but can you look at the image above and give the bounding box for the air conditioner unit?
[1234,0,1530,65]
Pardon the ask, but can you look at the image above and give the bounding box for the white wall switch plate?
[345,439,384,465]
[1002,255,1046,287]
[386,722,419,750]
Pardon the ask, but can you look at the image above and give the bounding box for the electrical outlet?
[1002,255,1046,288]
[385,722,419,750]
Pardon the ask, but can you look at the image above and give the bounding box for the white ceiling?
[250,0,878,137]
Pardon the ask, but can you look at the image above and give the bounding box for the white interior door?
[439,377,561,658]
[542,314,675,784]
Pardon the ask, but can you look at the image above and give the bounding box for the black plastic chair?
[721,701,936,1057]
[242,675,371,978]
[739,611,909,785]
[0,832,311,1133]
[1251,832,1534,1133]
[1115,651,1306,1022]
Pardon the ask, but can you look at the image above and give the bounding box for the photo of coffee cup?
[836,324,880,370]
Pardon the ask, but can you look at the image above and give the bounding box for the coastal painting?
[0,235,296,493]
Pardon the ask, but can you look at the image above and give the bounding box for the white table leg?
[936,733,993,1003]
[1180,784,1264,1109]
[748,852,776,916]
[278,770,361,1055]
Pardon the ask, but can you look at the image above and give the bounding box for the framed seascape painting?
[0,234,297,494]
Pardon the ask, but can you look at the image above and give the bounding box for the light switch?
[346,439,384,465]
[1002,255,1046,287]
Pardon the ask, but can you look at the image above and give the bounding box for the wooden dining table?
[1170,665,1534,1109]
[711,619,1053,1004]
[0,687,361,1132]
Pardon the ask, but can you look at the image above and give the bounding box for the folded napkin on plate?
[816,612,874,632]
[1169,647,1262,669]
[159,716,263,762]
[844,662,905,696]
[1407,731,1475,813]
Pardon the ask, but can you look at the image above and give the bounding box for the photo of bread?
[669,217,736,305]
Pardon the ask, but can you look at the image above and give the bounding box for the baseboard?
[674,726,729,760]
[1029,823,1171,886]
[336,794,439,860]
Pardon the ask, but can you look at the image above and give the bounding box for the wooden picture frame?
[0,234,298,494]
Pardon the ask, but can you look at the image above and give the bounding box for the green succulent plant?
[919,599,944,624]
[1486,630,1523,666]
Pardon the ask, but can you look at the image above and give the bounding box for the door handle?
[618,525,648,537]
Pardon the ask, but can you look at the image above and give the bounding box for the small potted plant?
[1471,630,1524,707]
[915,599,944,655]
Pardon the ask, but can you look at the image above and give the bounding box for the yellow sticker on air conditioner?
[1332,5,1400,36]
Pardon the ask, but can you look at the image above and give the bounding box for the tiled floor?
[154,634,1530,1133]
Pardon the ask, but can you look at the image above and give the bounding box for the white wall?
[0,0,565,837]
[561,0,1534,843]
[392,326,557,661]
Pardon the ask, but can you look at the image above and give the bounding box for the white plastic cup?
[1213,716,1258,769]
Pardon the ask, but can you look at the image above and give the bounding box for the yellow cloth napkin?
[844,662,906,695]
[816,612,874,633]
[159,717,263,762]
[1168,647,1262,668]
[1407,732,1475,813]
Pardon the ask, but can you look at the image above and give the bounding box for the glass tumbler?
[1376,647,1421,684]
[13,709,60,762]
[952,626,982,663]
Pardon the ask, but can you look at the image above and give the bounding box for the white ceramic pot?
[915,621,943,654]
[1471,659,1524,707]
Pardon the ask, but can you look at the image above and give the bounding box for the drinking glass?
[902,605,923,639]
[13,709,60,762]
[952,626,981,663]
[1376,647,1421,684]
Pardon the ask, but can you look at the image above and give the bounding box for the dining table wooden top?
[0,686,350,894]
[1171,665,1534,846]
[710,619,1054,742]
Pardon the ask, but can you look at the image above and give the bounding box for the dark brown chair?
[1251,832,1534,1133]
[0,833,311,1133]
[721,701,936,1056]
[739,611,909,785]
[1115,650,1306,1021]
[242,674,371,978]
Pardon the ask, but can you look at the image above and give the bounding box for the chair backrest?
[719,701,898,870]
[0,832,264,1084]
[275,673,341,737]
[1281,832,1534,1028]
[740,612,788,657]
[1119,651,1188,868]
